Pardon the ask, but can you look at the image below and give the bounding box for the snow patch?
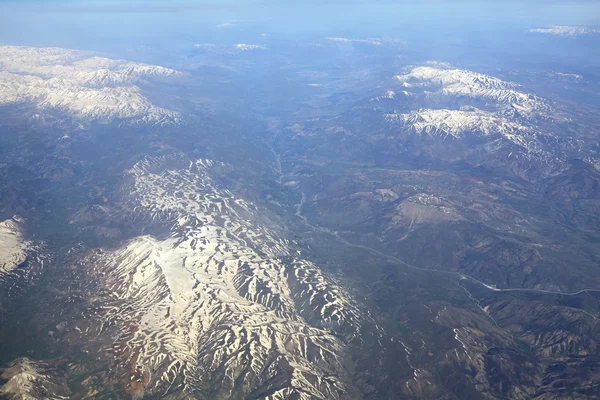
[0,217,29,276]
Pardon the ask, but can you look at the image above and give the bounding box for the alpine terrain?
[1,3,600,399]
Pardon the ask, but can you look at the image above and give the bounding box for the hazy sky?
[0,0,598,53]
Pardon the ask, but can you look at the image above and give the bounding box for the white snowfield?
[395,66,556,118]
[388,65,563,144]
[85,155,362,399]
[528,25,600,38]
[0,46,181,124]
[0,217,29,276]
[385,108,529,140]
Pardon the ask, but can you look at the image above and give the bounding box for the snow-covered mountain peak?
[0,358,70,400]
[397,66,521,91]
[0,216,30,276]
[385,108,528,139]
[0,45,182,124]
[395,65,557,119]
[378,65,572,179]
[78,155,363,398]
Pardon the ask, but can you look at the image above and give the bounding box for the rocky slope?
[275,61,600,293]
[0,358,70,400]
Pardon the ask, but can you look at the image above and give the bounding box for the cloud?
[216,20,243,28]
[235,43,267,51]
[324,36,406,47]
[192,43,268,54]
[325,37,382,46]
[528,25,600,38]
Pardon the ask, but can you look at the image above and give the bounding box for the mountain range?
[1,39,600,399]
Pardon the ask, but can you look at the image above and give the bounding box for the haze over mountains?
[1,2,600,399]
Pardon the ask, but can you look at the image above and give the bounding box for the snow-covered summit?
[395,66,555,118]
[385,108,528,140]
[0,357,70,400]
[0,217,29,276]
[376,64,572,179]
[0,46,182,124]
[79,155,363,398]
